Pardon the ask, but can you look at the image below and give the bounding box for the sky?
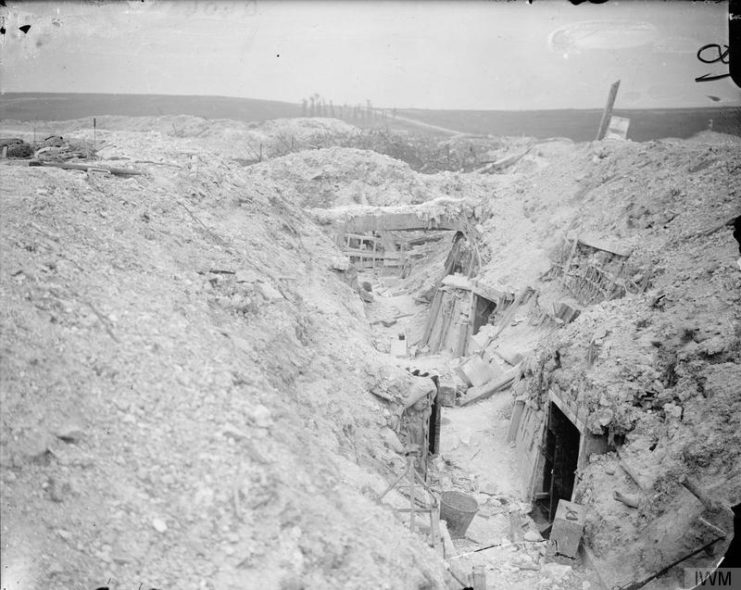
[0,0,739,110]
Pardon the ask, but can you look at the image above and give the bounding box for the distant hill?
[0,93,301,123]
[1,93,738,142]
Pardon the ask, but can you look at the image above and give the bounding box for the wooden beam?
[459,363,522,406]
[578,235,632,258]
[596,80,621,141]
[681,475,723,513]
[29,160,145,176]
[343,212,463,233]
[421,289,444,346]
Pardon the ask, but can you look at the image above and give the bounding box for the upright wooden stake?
[91,117,96,159]
[409,457,416,533]
[421,290,444,346]
[596,80,621,141]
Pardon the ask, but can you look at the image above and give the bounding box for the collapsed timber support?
[419,273,512,356]
[340,212,465,234]
[329,208,478,278]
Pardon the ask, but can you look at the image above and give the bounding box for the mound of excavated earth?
[478,135,741,589]
[0,125,448,590]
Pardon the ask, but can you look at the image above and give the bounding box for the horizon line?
[1,91,739,113]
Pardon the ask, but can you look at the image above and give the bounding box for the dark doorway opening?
[540,403,581,522]
[472,295,497,335]
[428,375,441,457]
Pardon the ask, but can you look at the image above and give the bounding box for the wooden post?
[437,298,455,353]
[596,80,621,141]
[408,457,416,533]
[430,506,442,553]
[422,290,444,346]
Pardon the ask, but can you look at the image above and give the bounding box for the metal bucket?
[440,491,479,538]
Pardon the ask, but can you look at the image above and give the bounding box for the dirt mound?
[486,136,741,587]
[248,146,427,208]
[0,133,447,589]
[248,146,516,210]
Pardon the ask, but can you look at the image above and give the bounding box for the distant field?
[1,93,739,141]
[395,106,741,142]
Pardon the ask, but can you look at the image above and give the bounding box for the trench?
[340,225,602,589]
[340,222,736,590]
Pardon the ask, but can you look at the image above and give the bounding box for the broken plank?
[433,297,455,353]
[455,321,468,358]
[343,212,463,233]
[578,235,631,258]
[681,475,724,513]
[29,160,146,176]
[596,80,621,141]
[421,289,443,346]
[459,363,522,406]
